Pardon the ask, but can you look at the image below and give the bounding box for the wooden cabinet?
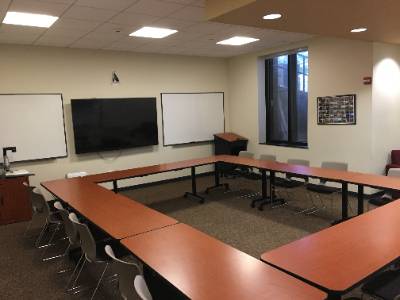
[0,176,32,225]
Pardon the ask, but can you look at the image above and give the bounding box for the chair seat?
[242,172,262,180]
[306,183,340,194]
[362,269,400,300]
[275,178,304,188]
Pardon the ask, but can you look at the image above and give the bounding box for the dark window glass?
[265,50,308,147]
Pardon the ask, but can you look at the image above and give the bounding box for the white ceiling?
[0,0,312,57]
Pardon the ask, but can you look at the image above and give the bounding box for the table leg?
[341,182,349,221]
[113,180,118,193]
[205,163,230,194]
[250,169,269,208]
[357,185,364,215]
[184,166,205,203]
[258,171,281,211]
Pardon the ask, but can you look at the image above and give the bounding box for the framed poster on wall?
[317,94,356,125]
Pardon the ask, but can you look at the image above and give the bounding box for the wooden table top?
[214,132,247,142]
[218,155,400,189]
[41,179,178,239]
[85,156,219,183]
[261,200,400,293]
[121,223,326,300]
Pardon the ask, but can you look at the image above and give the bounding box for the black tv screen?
[71,98,158,154]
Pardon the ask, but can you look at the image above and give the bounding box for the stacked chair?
[305,161,348,216]
[105,245,153,300]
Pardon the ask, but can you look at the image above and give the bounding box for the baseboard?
[117,171,214,192]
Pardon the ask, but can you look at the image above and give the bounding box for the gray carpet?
[0,175,372,299]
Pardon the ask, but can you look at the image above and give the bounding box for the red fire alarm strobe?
[363,76,372,85]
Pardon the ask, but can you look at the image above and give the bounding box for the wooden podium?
[214,132,248,175]
[0,172,33,225]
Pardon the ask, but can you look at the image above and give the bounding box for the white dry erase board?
[161,93,225,146]
[0,94,67,162]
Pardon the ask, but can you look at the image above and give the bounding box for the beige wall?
[371,42,400,174]
[0,44,228,194]
[227,37,374,190]
[3,37,399,197]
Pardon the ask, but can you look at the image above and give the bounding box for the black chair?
[362,269,400,300]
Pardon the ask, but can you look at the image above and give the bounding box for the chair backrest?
[30,187,46,213]
[69,213,97,262]
[320,161,348,184]
[387,168,400,178]
[321,161,348,171]
[259,154,277,161]
[391,150,400,164]
[54,202,78,245]
[287,159,310,181]
[238,151,254,159]
[31,189,51,218]
[66,171,88,179]
[104,245,151,300]
[287,159,309,166]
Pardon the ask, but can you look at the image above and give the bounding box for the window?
[264,49,308,147]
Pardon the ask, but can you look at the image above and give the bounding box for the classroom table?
[41,178,178,239]
[121,223,327,300]
[260,200,400,299]
[85,156,221,203]
[218,155,400,220]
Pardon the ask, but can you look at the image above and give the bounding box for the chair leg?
[57,244,72,274]
[41,223,61,259]
[23,217,35,237]
[90,263,109,300]
[35,222,49,248]
[68,258,87,294]
[66,253,84,291]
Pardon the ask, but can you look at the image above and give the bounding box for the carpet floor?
[0,175,376,299]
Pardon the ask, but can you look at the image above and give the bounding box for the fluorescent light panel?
[130,26,177,39]
[263,13,282,20]
[217,36,259,46]
[351,27,367,33]
[3,11,58,28]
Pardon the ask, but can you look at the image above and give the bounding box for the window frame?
[263,48,308,149]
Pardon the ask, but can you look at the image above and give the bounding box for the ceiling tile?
[42,26,91,39]
[51,18,100,31]
[35,34,79,47]
[190,0,205,7]
[109,11,158,27]
[167,5,205,22]
[37,0,76,4]
[162,0,194,5]
[126,0,184,17]
[104,37,148,51]
[8,0,70,16]
[70,36,113,49]
[63,5,118,22]
[75,0,139,11]
[150,17,196,31]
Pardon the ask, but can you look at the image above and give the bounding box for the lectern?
[214,132,248,175]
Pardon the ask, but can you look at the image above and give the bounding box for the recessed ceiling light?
[351,27,367,33]
[129,26,177,39]
[263,13,282,20]
[217,36,259,46]
[2,11,58,28]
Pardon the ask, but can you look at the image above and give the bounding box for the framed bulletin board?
[317,94,356,125]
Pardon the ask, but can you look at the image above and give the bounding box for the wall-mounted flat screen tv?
[71,98,158,154]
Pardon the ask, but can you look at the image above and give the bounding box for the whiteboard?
[0,94,67,162]
[161,93,225,146]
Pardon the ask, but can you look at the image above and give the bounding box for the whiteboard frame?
[0,93,68,162]
[161,92,225,146]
